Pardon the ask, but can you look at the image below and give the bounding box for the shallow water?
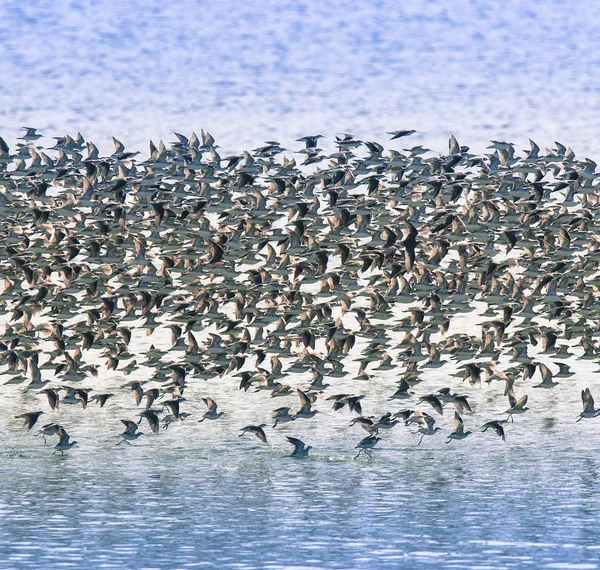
[3,430,600,569]
[3,329,600,569]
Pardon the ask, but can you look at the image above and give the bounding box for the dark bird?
[139,410,160,433]
[481,420,507,441]
[287,436,312,457]
[53,427,78,455]
[118,420,144,445]
[16,411,44,430]
[239,424,268,443]
[578,388,600,422]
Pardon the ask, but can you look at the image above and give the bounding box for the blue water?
[1,0,600,156]
[3,436,600,568]
[3,356,600,569]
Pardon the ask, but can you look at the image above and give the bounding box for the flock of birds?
[4,126,600,459]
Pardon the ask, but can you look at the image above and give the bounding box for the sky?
[1,0,599,158]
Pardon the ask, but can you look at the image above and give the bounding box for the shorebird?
[161,398,184,421]
[505,388,529,421]
[387,129,417,140]
[533,362,558,388]
[53,427,78,455]
[19,127,43,141]
[39,388,60,411]
[272,407,295,428]
[287,436,311,457]
[15,411,44,430]
[349,416,378,435]
[577,388,600,422]
[0,127,598,465]
[118,420,144,445]
[373,413,400,431]
[61,387,89,409]
[239,424,268,443]
[413,414,441,445]
[139,410,160,433]
[90,393,115,407]
[199,397,224,421]
[294,389,318,419]
[481,420,507,441]
[446,412,472,443]
[355,435,381,459]
[417,394,444,415]
[35,422,63,443]
[388,377,414,400]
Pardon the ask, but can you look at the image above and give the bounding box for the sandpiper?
[118,420,144,445]
[287,436,312,457]
[446,412,472,443]
[198,397,224,421]
[481,420,507,441]
[578,388,600,422]
[355,435,381,459]
[239,424,268,443]
[53,427,78,455]
[35,422,63,443]
[16,411,44,430]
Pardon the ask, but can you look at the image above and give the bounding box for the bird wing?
[286,436,304,452]
[297,389,311,407]
[121,419,137,431]
[454,411,464,433]
[496,424,506,440]
[507,389,517,409]
[583,388,594,412]
[256,427,267,443]
[430,396,443,415]
[456,396,472,413]
[425,415,436,430]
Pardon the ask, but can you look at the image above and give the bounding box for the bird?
[294,389,318,419]
[387,129,417,140]
[446,412,472,443]
[139,410,160,433]
[118,420,144,445]
[481,420,507,441]
[53,427,78,455]
[39,388,60,411]
[505,388,529,421]
[577,388,600,422]
[15,411,44,430]
[355,435,381,459]
[1,126,600,469]
[533,362,558,389]
[286,436,312,457]
[417,394,444,415]
[412,413,441,445]
[35,422,63,443]
[199,397,224,421]
[90,393,115,407]
[19,127,43,141]
[239,424,268,443]
[272,407,295,428]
